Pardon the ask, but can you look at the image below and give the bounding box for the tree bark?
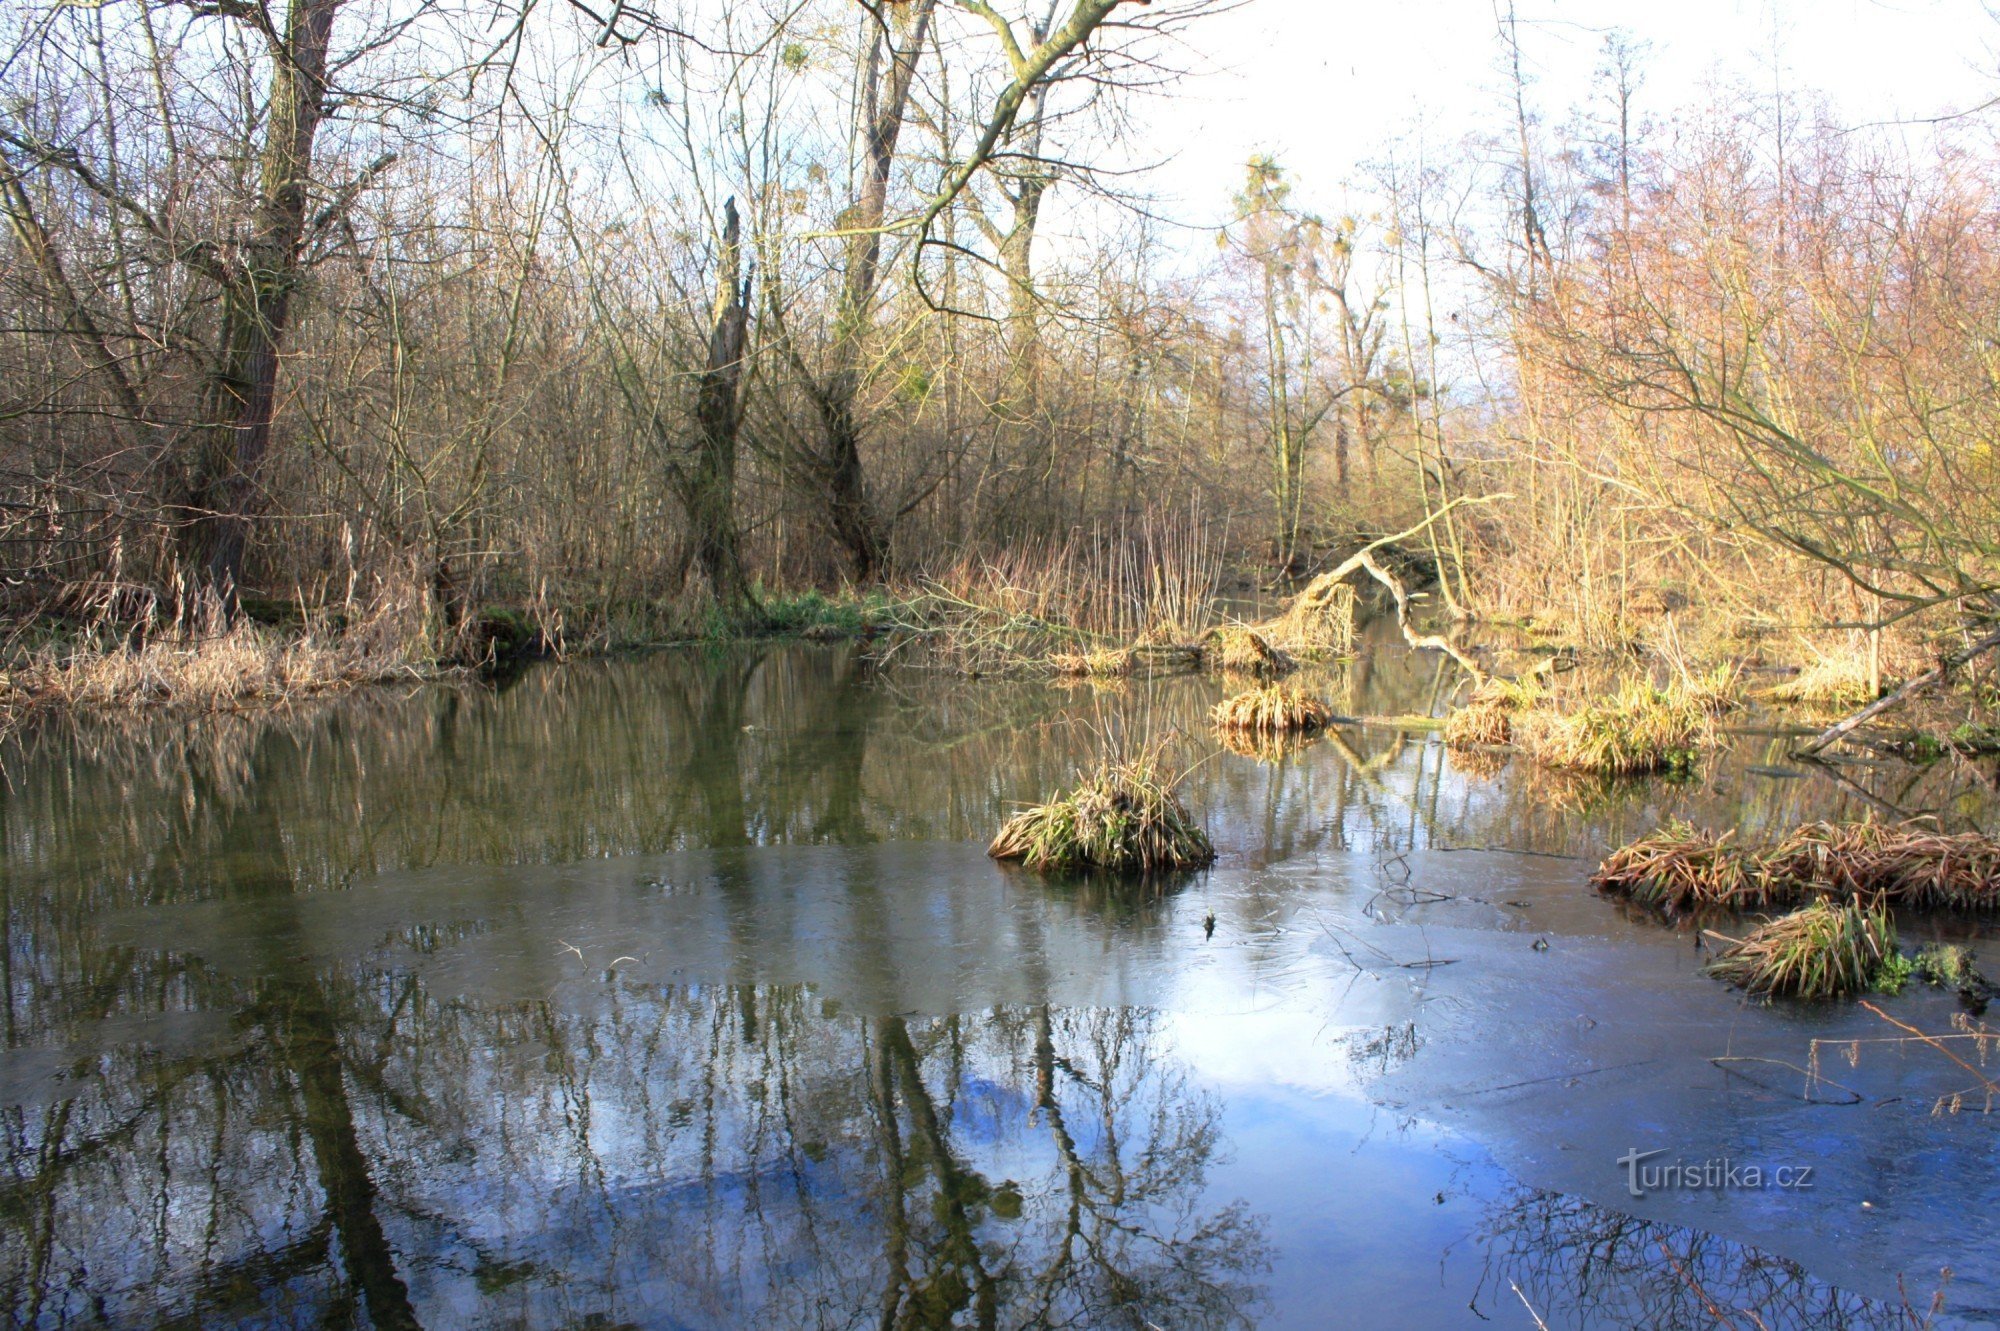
[812,0,937,582]
[689,197,752,607]
[184,0,342,601]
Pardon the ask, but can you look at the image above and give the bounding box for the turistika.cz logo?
[1617,1147,1816,1198]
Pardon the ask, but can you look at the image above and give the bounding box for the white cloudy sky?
[1098,0,1999,227]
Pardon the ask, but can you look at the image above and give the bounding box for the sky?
[1105,0,2000,229]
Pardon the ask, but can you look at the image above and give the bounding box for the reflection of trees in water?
[6,639,1983,929]
[1466,1184,1919,1330]
[1,960,1268,1328]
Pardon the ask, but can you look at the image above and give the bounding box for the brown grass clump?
[1705,900,1899,1000]
[1210,683,1333,736]
[1255,575,1357,657]
[2,595,438,726]
[1204,626,1290,677]
[1759,821,2000,911]
[1442,675,1545,748]
[1767,650,1879,709]
[1447,666,1735,772]
[988,752,1216,875]
[1595,818,2000,914]
[1049,647,1134,678]
[1590,822,1771,914]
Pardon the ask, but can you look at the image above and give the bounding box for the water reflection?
[3,635,1994,1327]
[3,962,1270,1326]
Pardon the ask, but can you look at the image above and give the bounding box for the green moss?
[1873,949,1915,994]
[1915,943,1979,988]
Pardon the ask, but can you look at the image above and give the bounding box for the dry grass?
[1705,900,1899,1000]
[1591,822,1771,913]
[988,750,1216,875]
[1442,675,1546,748]
[893,506,1227,674]
[1595,818,2000,914]
[1205,626,1289,677]
[1445,662,1736,774]
[1049,647,1134,678]
[1254,574,1357,658]
[1767,644,1880,708]
[1210,683,1333,736]
[1759,820,2000,910]
[1,592,439,725]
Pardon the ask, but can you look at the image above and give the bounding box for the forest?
[1,0,1996,716]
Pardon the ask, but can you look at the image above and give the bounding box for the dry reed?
[1595,818,2000,914]
[1,590,439,725]
[1210,683,1333,736]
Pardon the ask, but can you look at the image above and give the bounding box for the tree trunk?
[812,0,937,582]
[689,197,752,607]
[185,0,342,600]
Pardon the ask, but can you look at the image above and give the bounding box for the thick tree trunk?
[185,0,341,600]
[813,0,937,582]
[689,198,752,606]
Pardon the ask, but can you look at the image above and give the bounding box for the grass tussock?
[1705,900,1899,1000]
[1049,647,1134,678]
[1210,683,1334,736]
[1444,666,1733,772]
[1254,574,1357,658]
[1758,821,2000,910]
[1766,647,1879,709]
[988,751,1216,875]
[1442,675,1546,748]
[1514,677,1716,775]
[1595,818,2000,914]
[1204,626,1290,678]
[1590,821,1771,913]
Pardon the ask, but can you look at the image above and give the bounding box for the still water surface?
[4,637,1998,1328]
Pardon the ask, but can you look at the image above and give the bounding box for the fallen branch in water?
[1795,623,2000,756]
[1258,495,1511,680]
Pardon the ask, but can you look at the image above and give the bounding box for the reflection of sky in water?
[3,639,1997,1327]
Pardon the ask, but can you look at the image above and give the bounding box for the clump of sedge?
[989,752,1215,875]
[1595,819,2000,915]
[1049,647,1134,678]
[1705,900,1899,1000]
